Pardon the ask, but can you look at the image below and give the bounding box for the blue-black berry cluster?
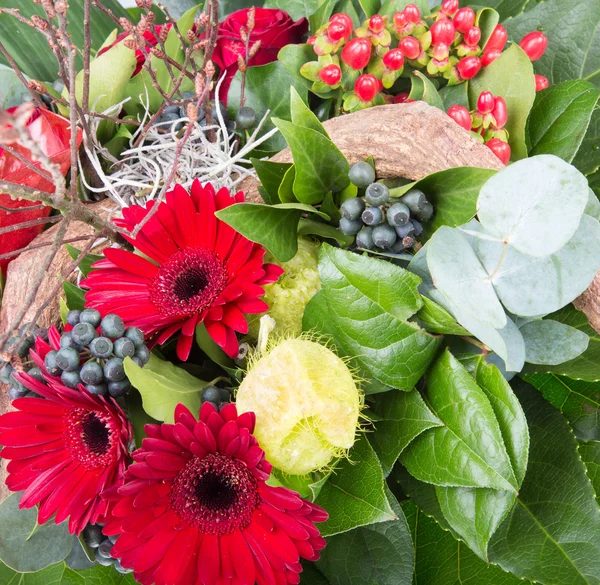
[153,93,234,133]
[43,309,150,398]
[201,384,232,411]
[82,524,131,574]
[0,323,48,400]
[339,161,434,253]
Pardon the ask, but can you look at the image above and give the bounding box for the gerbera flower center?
[64,409,116,470]
[149,247,228,318]
[170,453,260,535]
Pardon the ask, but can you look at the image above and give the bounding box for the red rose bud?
[482,48,501,66]
[453,7,475,34]
[383,48,405,70]
[457,55,482,79]
[431,17,456,46]
[355,74,380,101]
[440,0,459,16]
[447,104,472,131]
[399,36,421,59]
[319,64,342,85]
[328,20,349,42]
[535,74,549,91]
[369,14,386,33]
[331,12,354,32]
[519,31,548,61]
[464,26,481,47]
[486,24,507,52]
[477,91,496,115]
[342,37,372,69]
[486,138,511,164]
[491,96,508,128]
[307,36,317,45]
[404,4,421,23]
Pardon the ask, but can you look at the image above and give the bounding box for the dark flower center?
[64,409,116,470]
[150,247,228,318]
[170,453,260,535]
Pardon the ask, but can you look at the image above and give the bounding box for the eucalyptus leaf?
[520,319,590,365]
[0,65,31,110]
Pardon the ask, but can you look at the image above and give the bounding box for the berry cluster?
[200,384,232,411]
[152,94,234,133]
[300,2,549,113]
[40,309,150,399]
[339,161,433,252]
[82,524,131,574]
[447,90,511,163]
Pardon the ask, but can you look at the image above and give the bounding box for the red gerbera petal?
[0,373,132,535]
[81,180,283,361]
[103,404,327,585]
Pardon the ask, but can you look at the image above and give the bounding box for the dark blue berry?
[201,385,221,403]
[236,106,258,130]
[339,217,363,236]
[114,559,132,574]
[387,202,411,227]
[113,338,135,359]
[44,350,62,376]
[372,224,397,249]
[96,555,115,567]
[56,348,80,372]
[349,162,376,189]
[411,219,424,236]
[80,361,104,385]
[61,369,82,389]
[27,367,44,383]
[414,201,434,221]
[219,387,231,402]
[134,346,150,365]
[212,101,228,122]
[86,383,109,397]
[124,327,145,348]
[164,105,181,115]
[80,309,102,328]
[90,337,113,359]
[0,363,14,384]
[389,239,406,253]
[365,183,390,206]
[108,379,131,398]
[400,188,427,213]
[60,332,77,349]
[361,206,383,226]
[66,310,81,326]
[104,358,125,382]
[83,524,104,549]
[130,356,144,368]
[97,540,113,559]
[32,326,48,341]
[72,322,97,346]
[395,222,415,238]
[340,197,365,221]
[356,227,374,250]
[8,385,28,400]
[101,314,125,339]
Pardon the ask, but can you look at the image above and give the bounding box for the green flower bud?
[248,238,321,339]
[236,337,362,476]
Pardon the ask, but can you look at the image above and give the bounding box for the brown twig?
[0,203,45,213]
[0,215,62,235]
[0,235,94,261]
[0,145,53,183]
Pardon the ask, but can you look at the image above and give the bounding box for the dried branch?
[0,215,62,235]
[0,235,94,261]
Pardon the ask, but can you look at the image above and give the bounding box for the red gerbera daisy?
[81,181,284,361]
[0,373,132,535]
[103,402,328,585]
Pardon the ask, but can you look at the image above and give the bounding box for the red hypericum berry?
[486,138,511,164]
[404,4,421,23]
[486,24,508,52]
[328,21,349,42]
[369,14,386,33]
[520,31,548,61]
[394,92,411,103]
[393,11,408,29]
[342,38,372,69]
[383,48,405,70]
[453,7,475,34]
[331,12,354,32]
[355,74,380,102]
[464,26,481,47]
[482,48,501,66]
[457,55,482,79]
[491,96,508,128]
[307,36,317,45]
[399,36,421,59]
[447,104,472,131]
[478,91,496,115]
[431,17,456,46]
[440,0,459,16]
[433,42,450,61]
[319,64,342,85]
[535,74,549,92]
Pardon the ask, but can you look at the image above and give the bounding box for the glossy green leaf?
[297,218,355,247]
[520,319,590,365]
[469,44,536,160]
[0,560,137,584]
[290,86,329,136]
[299,562,330,585]
[528,80,600,161]
[65,245,103,278]
[401,349,519,492]
[574,107,600,176]
[315,435,396,536]
[0,494,73,572]
[63,282,86,311]
[579,441,600,504]
[477,7,500,49]
[369,389,443,477]
[477,155,589,258]
[124,354,207,423]
[278,165,297,203]
[439,82,469,109]
[250,159,292,205]
[317,488,412,585]
[215,203,301,262]
[380,0,430,18]
[409,71,444,110]
[489,379,600,585]
[277,44,317,91]
[0,65,31,109]
[273,118,349,204]
[263,0,322,20]
[415,296,470,336]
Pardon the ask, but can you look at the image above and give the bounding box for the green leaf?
[300,562,330,585]
[278,165,297,203]
[124,354,208,423]
[0,560,138,584]
[520,319,590,365]
[195,323,233,369]
[277,44,317,91]
[409,71,444,110]
[527,80,600,161]
[297,218,355,247]
[215,203,301,262]
[579,441,600,504]
[0,494,73,572]
[59,297,69,326]
[228,61,309,154]
[273,118,350,204]
[438,82,469,110]
[317,488,413,585]
[489,379,600,585]
[315,435,396,536]
[401,349,520,492]
[64,245,103,278]
[380,0,430,18]
[251,159,293,205]
[369,389,443,477]
[290,86,329,136]
[0,65,31,110]
[574,107,600,176]
[263,0,322,21]
[304,245,441,390]
[477,7,501,49]
[468,44,536,160]
[416,296,470,336]
[124,389,158,449]
[63,281,86,311]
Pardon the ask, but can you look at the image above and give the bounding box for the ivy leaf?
[65,245,103,278]
[579,441,600,504]
[489,379,600,584]
[0,494,73,572]
[369,390,443,477]
[520,319,590,365]
[468,44,536,160]
[315,435,397,536]
[290,86,329,136]
[299,562,330,585]
[527,80,600,162]
[0,560,138,584]
[63,282,86,312]
[251,160,292,205]
[401,349,520,492]
[277,44,317,91]
[317,488,413,585]
[124,354,208,423]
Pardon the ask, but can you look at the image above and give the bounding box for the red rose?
[213,8,308,101]
[0,107,82,273]
[97,24,172,77]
